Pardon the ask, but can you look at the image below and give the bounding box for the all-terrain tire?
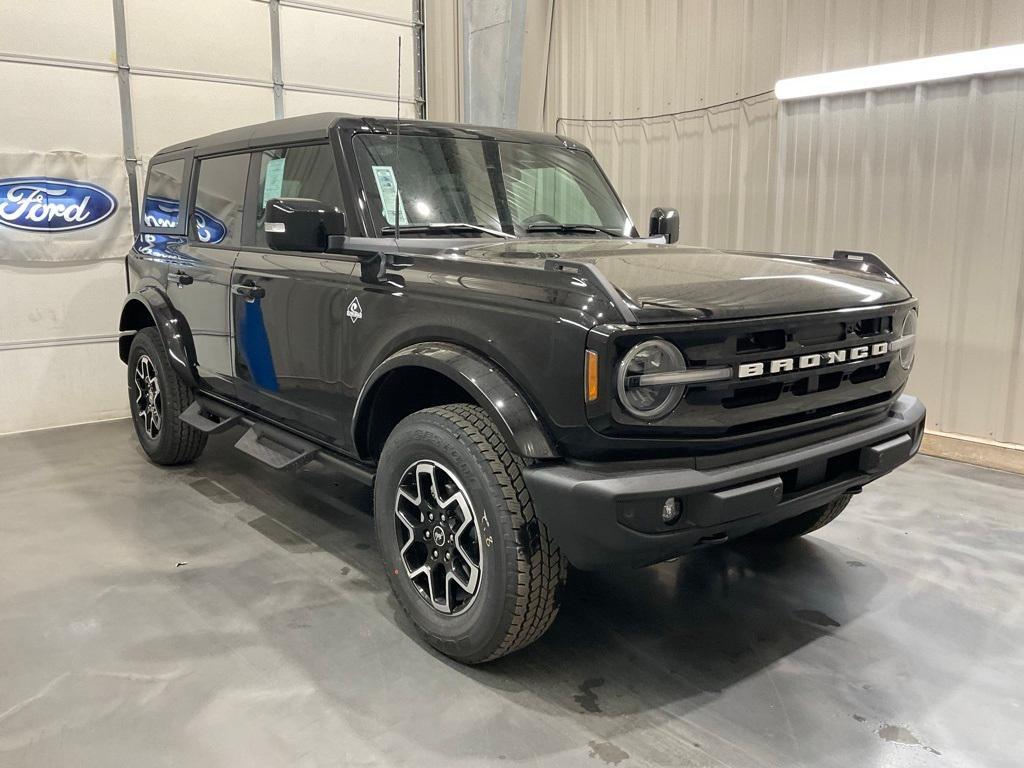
[750,493,853,541]
[374,404,568,663]
[127,327,207,466]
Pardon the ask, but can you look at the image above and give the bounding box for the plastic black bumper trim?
[523,395,926,569]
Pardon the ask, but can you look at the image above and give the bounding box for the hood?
[457,239,912,323]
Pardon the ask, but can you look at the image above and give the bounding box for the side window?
[254,144,343,246]
[142,159,185,230]
[192,153,249,247]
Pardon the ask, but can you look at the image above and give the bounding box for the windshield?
[353,134,634,237]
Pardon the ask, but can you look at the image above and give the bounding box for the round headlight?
[616,339,686,420]
[899,310,917,370]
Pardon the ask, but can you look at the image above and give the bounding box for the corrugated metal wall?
[545,0,1024,446]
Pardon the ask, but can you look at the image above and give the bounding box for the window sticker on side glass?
[262,157,286,207]
[371,165,409,225]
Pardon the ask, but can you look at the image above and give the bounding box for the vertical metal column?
[269,0,284,119]
[461,0,524,127]
[412,0,426,118]
[111,0,140,234]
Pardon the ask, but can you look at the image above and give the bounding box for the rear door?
[170,152,250,396]
[230,143,360,447]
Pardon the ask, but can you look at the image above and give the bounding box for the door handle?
[168,271,194,286]
[232,282,266,302]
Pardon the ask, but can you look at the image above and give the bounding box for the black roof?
[154,113,577,158]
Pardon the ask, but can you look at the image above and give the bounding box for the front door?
[230,143,360,448]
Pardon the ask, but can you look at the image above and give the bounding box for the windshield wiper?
[524,223,622,237]
[380,222,515,239]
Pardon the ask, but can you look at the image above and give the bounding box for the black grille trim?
[594,300,917,448]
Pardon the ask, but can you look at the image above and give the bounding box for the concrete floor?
[0,420,1021,768]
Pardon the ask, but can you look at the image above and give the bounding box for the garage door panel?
[283,90,417,119]
[298,0,412,20]
[0,343,126,436]
[280,7,414,96]
[0,0,115,63]
[132,77,274,159]
[0,64,122,155]
[0,262,128,342]
[125,0,272,80]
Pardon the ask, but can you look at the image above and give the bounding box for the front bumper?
[523,395,926,569]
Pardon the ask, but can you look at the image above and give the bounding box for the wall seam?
[269,0,284,118]
[0,334,122,352]
[412,0,426,118]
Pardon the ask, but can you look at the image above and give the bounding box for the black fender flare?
[118,286,199,388]
[353,342,559,460]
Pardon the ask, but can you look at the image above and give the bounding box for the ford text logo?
[143,196,226,245]
[0,177,118,232]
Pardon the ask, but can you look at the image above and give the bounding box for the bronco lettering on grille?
[737,342,891,379]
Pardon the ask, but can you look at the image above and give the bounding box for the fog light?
[661,497,682,525]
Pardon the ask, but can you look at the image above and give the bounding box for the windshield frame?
[347,130,636,240]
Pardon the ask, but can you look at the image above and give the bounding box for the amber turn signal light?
[585,350,599,402]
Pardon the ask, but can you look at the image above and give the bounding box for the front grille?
[736,329,786,353]
[604,303,914,447]
[693,359,892,410]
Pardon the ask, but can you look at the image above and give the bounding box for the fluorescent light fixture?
[775,42,1024,101]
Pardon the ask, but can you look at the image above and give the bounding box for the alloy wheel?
[394,460,482,615]
[133,354,162,439]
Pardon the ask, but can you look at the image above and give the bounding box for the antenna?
[394,35,401,241]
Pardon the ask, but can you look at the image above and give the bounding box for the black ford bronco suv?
[119,113,924,663]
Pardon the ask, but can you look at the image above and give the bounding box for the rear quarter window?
[142,159,186,231]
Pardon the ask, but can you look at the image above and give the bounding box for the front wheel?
[127,327,207,466]
[374,404,567,663]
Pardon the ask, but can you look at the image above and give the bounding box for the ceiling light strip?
[775,43,1024,101]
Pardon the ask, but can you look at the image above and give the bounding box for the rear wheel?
[374,404,567,663]
[749,493,853,541]
[127,327,207,466]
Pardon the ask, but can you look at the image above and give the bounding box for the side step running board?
[234,423,319,471]
[180,399,243,434]
[178,395,375,484]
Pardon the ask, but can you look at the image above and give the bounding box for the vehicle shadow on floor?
[469,540,880,709]
[193,432,888,725]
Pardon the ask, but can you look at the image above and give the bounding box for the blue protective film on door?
[239,299,279,391]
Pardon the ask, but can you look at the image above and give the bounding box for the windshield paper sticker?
[262,158,286,207]
[371,165,408,226]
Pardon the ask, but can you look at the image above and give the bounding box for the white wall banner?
[0,151,134,263]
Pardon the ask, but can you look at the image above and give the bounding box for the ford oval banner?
[0,177,118,232]
[0,155,132,264]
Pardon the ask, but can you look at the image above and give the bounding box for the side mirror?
[649,207,680,244]
[265,198,345,252]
